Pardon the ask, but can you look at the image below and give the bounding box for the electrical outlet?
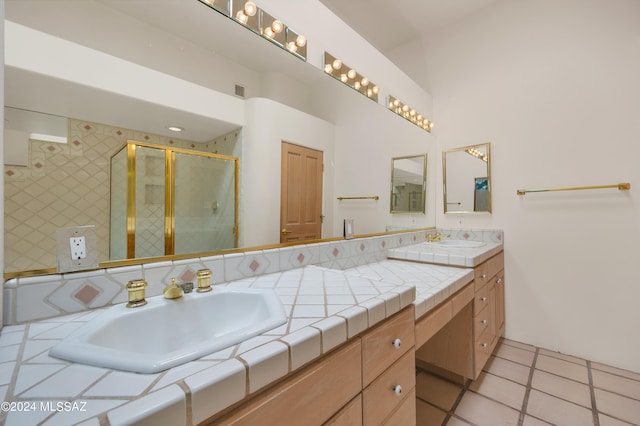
[56,226,98,273]
[69,236,87,259]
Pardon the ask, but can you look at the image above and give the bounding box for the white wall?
[242,97,335,247]
[420,0,640,372]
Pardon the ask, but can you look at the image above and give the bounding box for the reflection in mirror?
[390,154,427,214]
[109,141,239,261]
[443,143,492,214]
[3,107,241,273]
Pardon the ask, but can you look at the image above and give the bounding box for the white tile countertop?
[338,261,474,319]
[0,265,416,426]
[387,240,503,267]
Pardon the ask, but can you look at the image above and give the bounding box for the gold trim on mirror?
[443,143,492,214]
[390,154,427,214]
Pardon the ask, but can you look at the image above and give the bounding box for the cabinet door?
[211,340,362,425]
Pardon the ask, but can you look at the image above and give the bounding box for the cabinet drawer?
[452,284,474,316]
[383,387,416,426]
[362,307,414,386]
[323,395,362,425]
[474,328,494,378]
[487,252,504,279]
[363,349,415,425]
[473,306,490,339]
[473,285,489,313]
[474,262,489,291]
[213,339,362,425]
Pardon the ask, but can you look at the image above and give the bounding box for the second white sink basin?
[428,240,486,248]
[49,287,287,373]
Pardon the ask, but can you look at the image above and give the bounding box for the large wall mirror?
[4,0,435,276]
[443,143,492,214]
[390,154,427,214]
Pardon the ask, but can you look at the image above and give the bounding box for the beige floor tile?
[592,369,640,400]
[538,348,587,366]
[454,391,520,426]
[493,344,536,367]
[483,355,531,385]
[522,415,553,426]
[416,399,447,426]
[599,413,635,426]
[446,416,473,426]
[416,372,463,411]
[501,338,536,352]
[595,388,640,425]
[526,389,594,426]
[535,354,589,384]
[592,362,640,382]
[531,369,592,408]
[468,372,526,410]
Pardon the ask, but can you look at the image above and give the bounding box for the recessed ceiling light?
[168,126,183,132]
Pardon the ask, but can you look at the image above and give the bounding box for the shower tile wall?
[4,118,241,272]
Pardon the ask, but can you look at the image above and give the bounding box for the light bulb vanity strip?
[516,182,631,195]
[197,0,307,60]
[324,52,380,102]
[387,96,434,133]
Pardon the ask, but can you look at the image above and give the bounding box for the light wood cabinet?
[205,306,416,426]
[415,250,505,380]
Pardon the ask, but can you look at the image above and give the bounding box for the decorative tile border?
[2,229,502,324]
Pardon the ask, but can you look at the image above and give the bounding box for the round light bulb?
[264,27,274,38]
[402,105,409,112]
[347,69,356,79]
[393,99,400,107]
[361,77,369,86]
[236,10,248,24]
[332,59,342,70]
[410,109,416,116]
[287,42,297,52]
[354,81,361,90]
[296,35,306,47]
[429,122,434,129]
[367,88,373,97]
[372,86,379,94]
[244,1,257,16]
[417,114,423,121]
[324,64,333,73]
[271,20,283,33]
[340,73,348,83]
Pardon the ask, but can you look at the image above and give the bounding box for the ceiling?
[318,0,500,54]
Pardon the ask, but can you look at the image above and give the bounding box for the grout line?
[442,381,469,426]
[587,360,601,426]
[517,347,539,426]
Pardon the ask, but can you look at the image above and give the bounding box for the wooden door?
[280,142,323,243]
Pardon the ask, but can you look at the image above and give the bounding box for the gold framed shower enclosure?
[110,141,239,260]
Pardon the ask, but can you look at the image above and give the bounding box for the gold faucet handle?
[126,279,148,308]
[196,269,212,293]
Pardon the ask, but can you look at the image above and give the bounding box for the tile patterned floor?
[416,339,640,426]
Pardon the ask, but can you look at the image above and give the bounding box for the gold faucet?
[163,278,184,299]
[126,279,148,308]
[427,233,442,242]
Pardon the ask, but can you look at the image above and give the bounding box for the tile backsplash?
[2,229,503,324]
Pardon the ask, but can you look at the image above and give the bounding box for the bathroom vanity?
[0,229,504,425]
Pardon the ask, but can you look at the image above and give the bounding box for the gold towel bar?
[337,196,379,201]
[517,182,630,196]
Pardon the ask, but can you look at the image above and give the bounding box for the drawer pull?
[481,273,487,278]
[481,343,488,348]
[481,319,488,325]
[393,385,403,396]
[496,278,502,284]
[481,297,487,302]
[392,338,402,348]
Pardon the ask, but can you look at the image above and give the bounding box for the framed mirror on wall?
[443,143,492,214]
[390,154,427,214]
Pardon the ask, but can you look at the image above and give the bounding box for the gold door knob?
[281,228,292,234]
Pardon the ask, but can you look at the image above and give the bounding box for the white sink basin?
[49,288,287,373]
[428,240,486,248]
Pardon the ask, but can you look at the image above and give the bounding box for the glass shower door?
[134,145,167,259]
[173,151,238,254]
